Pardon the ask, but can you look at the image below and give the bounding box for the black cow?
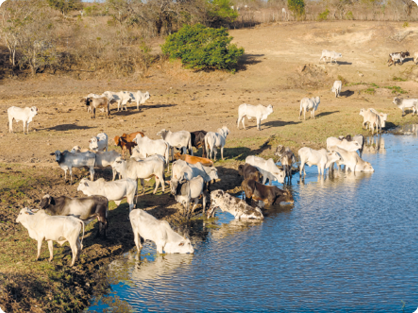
[39,194,109,237]
[190,130,207,158]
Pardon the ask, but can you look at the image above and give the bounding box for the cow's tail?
[79,219,85,249]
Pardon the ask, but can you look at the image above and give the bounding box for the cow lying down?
[129,209,194,254]
[16,208,85,266]
[206,190,264,220]
[242,179,294,206]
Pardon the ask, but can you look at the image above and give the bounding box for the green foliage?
[403,21,409,28]
[46,0,83,15]
[393,76,407,82]
[345,11,354,20]
[288,0,305,19]
[362,88,376,95]
[337,75,348,86]
[206,0,238,27]
[317,9,330,21]
[385,86,407,94]
[161,24,244,72]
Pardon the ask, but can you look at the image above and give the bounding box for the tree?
[206,0,238,27]
[288,0,305,19]
[46,0,83,16]
[161,23,244,72]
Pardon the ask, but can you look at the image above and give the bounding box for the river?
[88,132,418,312]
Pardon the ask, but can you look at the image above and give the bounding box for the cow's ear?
[50,152,55,155]
[84,182,89,186]
[50,197,55,206]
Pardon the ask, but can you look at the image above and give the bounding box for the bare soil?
[1,20,418,312]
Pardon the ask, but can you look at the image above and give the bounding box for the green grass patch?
[392,76,407,82]
[384,86,407,94]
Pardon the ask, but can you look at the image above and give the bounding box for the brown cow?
[114,131,145,157]
[174,152,214,166]
[241,179,294,206]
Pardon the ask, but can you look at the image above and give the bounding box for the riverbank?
[1,20,418,312]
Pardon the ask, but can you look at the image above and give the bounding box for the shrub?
[161,24,244,72]
[345,11,354,20]
[317,9,330,21]
[288,0,305,20]
[393,76,407,82]
[46,0,83,15]
[403,21,409,28]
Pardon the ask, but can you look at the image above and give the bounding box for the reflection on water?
[364,135,386,154]
[89,134,418,312]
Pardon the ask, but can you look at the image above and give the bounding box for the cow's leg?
[299,107,302,120]
[262,175,267,185]
[299,161,305,177]
[237,115,242,129]
[133,229,143,252]
[153,176,159,194]
[213,147,217,161]
[69,168,73,185]
[69,241,79,266]
[156,243,164,254]
[47,240,54,262]
[191,198,199,214]
[242,117,246,130]
[23,121,26,134]
[160,172,165,192]
[202,191,207,215]
[304,108,306,121]
[221,146,224,160]
[27,122,30,134]
[90,168,94,182]
[257,118,261,130]
[112,167,116,181]
[36,240,43,261]
[140,178,145,194]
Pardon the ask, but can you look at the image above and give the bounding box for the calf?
[129,209,194,254]
[331,80,342,98]
[89,132,108,152]
[205,126,230,160]
[16,208,84,266]
[241,179,294,206]
[206,189,264,220]
[39,194,109,237]
[129,91,151,111]
[274,145,296,182]
[329,146,374,173]
[174,152,214,167]
[387,51,410,66]
[369,108,388,129]
[81,96,110,118]
[237,103,274,131]
[238,163,261,182]
[77,178,137,217]
[190,130,207,157]
[299,97,320,120]
[171,176,207,218]
[359,109,381,134]
[51,150,96,184]
[7,106,38,134]
[133,135,170,166]
[113,131,145,156]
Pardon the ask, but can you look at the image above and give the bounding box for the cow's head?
[362,162,374,172]
[165,238,194,254]
[314,96,320,106]
[359,108,365,116]
[328,151,342,163]
[50,150,62,162]
[39,194,54,209]
[221,126,230,137]
[206,189,224,218]
[16,207,34,223]
[30,106,38,117]
[157,129,168,140]
[77,178,89,192]
[282,190,294,204]
[89,137,99,151]
[403,51,410,57]
[267,104,273,114]
[114,136,120,146]
[393,97,402,106]
[208,167,219,181]
[112,157,125,173]
[70,146,81,153]
[275,145,285,158]
[144,91,150,101]
[170,178,186,196]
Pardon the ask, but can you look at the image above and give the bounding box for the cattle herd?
[6,49,418,267]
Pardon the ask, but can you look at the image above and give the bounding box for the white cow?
[393,97,418,116]
[299,96,320,120]
[52,150,96,184]
[133,135,170,165]
[77,178,137,215]
[89,132,108,152]
[326,136,361,152]
[129,209,194,254]
[237,103,274,131]
[319,50,343,64]
[204,126,230,160]
[245,155,285,184]
[157,129,193,159]
[369,108,388,129]
[103,91,132,111]
[112,156,165,194]
[359,109,381,134]
[298,147,341,177]
[329,146,374,172]
[16,208,84,267]
[171,159,218,183]
[206,189,264,220]
[85,93,104,113]
[331,80,342,98]
[129,91,151,111]
[7,106,38,134]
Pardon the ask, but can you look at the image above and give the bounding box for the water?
[89,134,418,312]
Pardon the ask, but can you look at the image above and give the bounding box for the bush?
[288,0,305,19]
[345,11,354,20]
[46,0,83,15]
[161,24,244,72]
[317,9,330,21]
[403,21,409,28]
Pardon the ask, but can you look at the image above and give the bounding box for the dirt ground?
[1,20,418,312]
